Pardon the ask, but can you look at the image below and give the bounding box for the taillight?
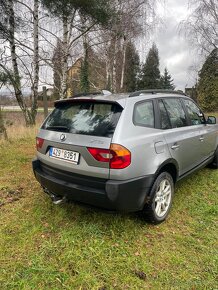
[109,144,131,169]
[87,144,131,169]
[36,137,44,151]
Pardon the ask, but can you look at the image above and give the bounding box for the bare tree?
[97,0,156,93]
[31,0,39,122]
[0,71,9,140]
[182,0,218,53]
[0,0,39,126]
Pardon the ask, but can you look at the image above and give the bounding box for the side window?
[183,99,205,125]
[133,100,154,127]
[158,100,171,129]
[163,98,188,128]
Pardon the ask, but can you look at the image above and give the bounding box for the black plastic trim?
[32,159,155,212]
[154,158,179,182]
[177,155,214,181]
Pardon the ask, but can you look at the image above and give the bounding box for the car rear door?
[37,100,123,179]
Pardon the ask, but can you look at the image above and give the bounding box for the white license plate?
[49,147,80,164]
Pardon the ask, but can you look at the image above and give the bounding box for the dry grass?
[1,111,44,142]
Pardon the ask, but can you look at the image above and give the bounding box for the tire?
[143,172,174,224]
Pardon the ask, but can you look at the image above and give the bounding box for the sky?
[141,0,200,90]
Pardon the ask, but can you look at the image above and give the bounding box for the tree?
[41,0,112,25]
[160,68,175,89]
[197,48,218,111]
[0,0,39,126]
[0,71,10,140]
[182,0,218,53]
[101,0,156,93]
[80,47,90,93]
[52,39,64,99]
[139,43,161,89]
[123,41,140,92]
[41,0,113,98]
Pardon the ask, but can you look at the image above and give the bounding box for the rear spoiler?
[54,98,125,109]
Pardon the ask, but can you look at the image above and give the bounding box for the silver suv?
[32,90,218,223]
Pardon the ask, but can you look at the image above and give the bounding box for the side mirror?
[207,116,216,124]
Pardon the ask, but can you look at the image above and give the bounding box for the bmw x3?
[32,90,218,223]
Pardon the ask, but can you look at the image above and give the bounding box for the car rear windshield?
[41,101,123,138]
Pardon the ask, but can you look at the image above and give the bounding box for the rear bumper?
[32,159,154,212]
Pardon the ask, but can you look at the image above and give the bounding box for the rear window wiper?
[46,126,69,132]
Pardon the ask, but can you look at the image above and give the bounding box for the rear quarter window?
[42,101,122,137]
[133,100,154,128]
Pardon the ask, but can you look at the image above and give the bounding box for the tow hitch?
[43,187,66,205]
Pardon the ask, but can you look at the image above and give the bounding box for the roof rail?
[129,89,186,97]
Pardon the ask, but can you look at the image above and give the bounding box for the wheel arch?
[155,159,179,184]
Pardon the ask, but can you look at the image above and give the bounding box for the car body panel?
[37,129,112,179]
[162,125,205,176]
[200,124,218,159]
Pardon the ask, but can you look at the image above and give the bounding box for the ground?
[0,112,217,289]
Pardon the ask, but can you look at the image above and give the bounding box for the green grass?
[0,136,218,290]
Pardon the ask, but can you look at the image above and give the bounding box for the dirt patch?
[0,186,23,207]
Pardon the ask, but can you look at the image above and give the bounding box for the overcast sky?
[141,0,201,90]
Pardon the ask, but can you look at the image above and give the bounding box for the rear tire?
[143,172,174,224]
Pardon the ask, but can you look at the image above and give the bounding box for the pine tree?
[123,42,140,92]
[80,41,90,93]
[160,68,175,89]
[41,0,112,25]
[139,43,161,89]
[197,49,218,111]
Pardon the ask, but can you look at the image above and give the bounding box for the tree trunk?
[30,0,39,125]
[80,19,90,93]
[0,106,8,140]
[60,15,69,99]
[8,1,34,126]
[120,37,127,91]
[105,57,111,90]
[112,37,118,93]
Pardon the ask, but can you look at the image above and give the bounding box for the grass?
[0,121,218,289]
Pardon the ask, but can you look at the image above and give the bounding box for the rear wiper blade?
[46,126,69,132]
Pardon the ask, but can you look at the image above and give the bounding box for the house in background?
[67,51,107,97]
[67,58,83,97]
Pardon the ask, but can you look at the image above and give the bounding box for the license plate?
[49,147,80,164]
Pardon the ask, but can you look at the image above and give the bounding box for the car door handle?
[171,144,180,150]
[199,137,204,142]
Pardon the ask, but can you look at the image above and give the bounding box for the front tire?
[143,172,174,224]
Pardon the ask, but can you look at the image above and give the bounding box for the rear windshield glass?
[41,101,122,137]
